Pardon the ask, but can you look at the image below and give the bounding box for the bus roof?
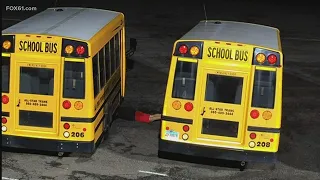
[2,7,121,41]
[180,20,280,50]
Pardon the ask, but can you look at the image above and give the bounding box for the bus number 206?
[71,132,85,138]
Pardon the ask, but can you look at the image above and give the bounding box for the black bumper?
[2,135,95,153]
[159,139,277,163]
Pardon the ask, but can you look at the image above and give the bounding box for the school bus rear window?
[2,57,10,93]
[172,61,197,100]
[251,70,276,109]
[63,62,85,99]
[205,74,243,104]
[20,67,54,96]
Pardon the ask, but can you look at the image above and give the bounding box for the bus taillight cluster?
[172,100,194,112]
[62,100,83,110]
[253,48,281,67]
[61,38,88,58]
[2,35,15,53]
[250,109,273,120]
[173,41,203,59]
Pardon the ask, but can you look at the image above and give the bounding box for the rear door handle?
[17,99,21,107]
[201,107,206,116]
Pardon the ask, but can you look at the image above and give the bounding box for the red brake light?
[250,133,256,139]
[2,95,9,104]
[184,102,193,112]
[267,54,277,64]
[76,45,85,55]
[63,123,70,130]
[2,117,7,124]
[179,45,188,54]
[183,125,189,132]
[62,100,71,109]
[250,109,259,119]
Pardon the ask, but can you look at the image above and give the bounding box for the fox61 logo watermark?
[5,6,37,11]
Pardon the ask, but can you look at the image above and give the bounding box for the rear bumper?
[2,135,95,153]
[159,139,277,163]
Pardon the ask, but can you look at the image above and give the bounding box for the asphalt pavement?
[2,1,320,179]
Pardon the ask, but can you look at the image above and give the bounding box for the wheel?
[240,161,247,171]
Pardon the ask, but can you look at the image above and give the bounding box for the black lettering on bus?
[216,48,221,58]
[45,42,58,53]
[207,47,212,57]
[19,41,23,50]
[19,41,57,53]
[235,50,248,61]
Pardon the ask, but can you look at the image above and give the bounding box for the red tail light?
[63,123,70,129]
[2,95,9,104]
[184,102,193,112]
[62,100,71,109]
[76,45,85,55]
[183,125,189,132]
[250,133,256,139]
[250,109,259,119]
[179,45,188,54]
[267,54,277,64]
[2,117,8,124]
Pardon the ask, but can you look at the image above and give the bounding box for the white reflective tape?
[138,170,168,177]
[2,177,19,180]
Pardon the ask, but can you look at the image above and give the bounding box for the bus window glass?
[99,48,106,88]
[115,33,120,69]
[251,70,276,109]
[63,62,85,99]
[205,75,243,104]
[2,57,10,93]
[110,37,115,74]
[92,54,100,97]
[172,61,197,100]
[104,43,111,82]
[20,67,54,95]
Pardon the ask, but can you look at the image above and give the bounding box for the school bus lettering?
[207,47,248,61]
[18,41,58,53]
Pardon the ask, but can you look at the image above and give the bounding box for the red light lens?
[2,117,8,124]
[267,54,277,64]
[250,133,256,139]
[270,138,274,142]
[250,109,259,119]
[166,127,169,130]
[83,128,86,132]
[179,45,188,54]
[2,95,9,104]
[63,123,70,130]
[62,100,71,109]
[76,45,85,55]
[183,125,189,132]
[184,102,193,112]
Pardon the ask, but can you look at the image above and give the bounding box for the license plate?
[165,130,179,140]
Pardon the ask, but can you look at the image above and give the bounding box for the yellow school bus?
[1,7,134,155]
[159,20,283,168]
